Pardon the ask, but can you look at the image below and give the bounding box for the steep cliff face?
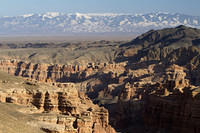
[1,59,200,133]
[0,60,125,83]
[144,90,200,133]
[0,60,127,102]
[114,26,200,132]
[0,71,115,133]
[138,64,200,133]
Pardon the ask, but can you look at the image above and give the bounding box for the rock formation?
[0,60,126,83]
[0,72,115,133]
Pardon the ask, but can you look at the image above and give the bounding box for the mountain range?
[0,12,200,35]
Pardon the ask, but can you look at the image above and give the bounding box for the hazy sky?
[0,0,199,16]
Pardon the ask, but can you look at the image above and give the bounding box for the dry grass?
[0,41,122,65]
[0,103,44,133]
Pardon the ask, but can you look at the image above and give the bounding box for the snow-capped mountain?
[0,12,200,35]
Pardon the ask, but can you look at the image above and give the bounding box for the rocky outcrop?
[0,59,126,102]
[127,64,200,133]
[144,86,200,133]
[0,60,126,83]
[0,74,115,133]
[1,59,200,133]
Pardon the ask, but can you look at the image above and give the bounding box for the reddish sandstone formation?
[1,59,200,133]
[0,74,115,133]
[0,60,126,83]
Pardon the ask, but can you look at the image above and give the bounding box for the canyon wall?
[144,92,200,133]
[0,60,126,83]
[0,73,115,133]
[1,59,200,133]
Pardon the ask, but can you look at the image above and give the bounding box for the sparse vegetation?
[0,103,44,133]
[0,41,125,65]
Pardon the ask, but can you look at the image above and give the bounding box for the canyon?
[0,70,115,133]
[0,25,200,133]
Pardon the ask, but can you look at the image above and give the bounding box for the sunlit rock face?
[0,72,115,133]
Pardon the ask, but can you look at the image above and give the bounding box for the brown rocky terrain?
[0,71,115,133]
[1,25,200,133]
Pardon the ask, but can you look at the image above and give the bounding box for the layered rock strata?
[1,59,200,133]
[0,73,115,133]
[144,88,200,133]
[0,60,126,83]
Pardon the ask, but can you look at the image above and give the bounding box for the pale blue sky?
[0,0,199,16]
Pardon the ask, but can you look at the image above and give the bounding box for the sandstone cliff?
[0,71,115,133]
